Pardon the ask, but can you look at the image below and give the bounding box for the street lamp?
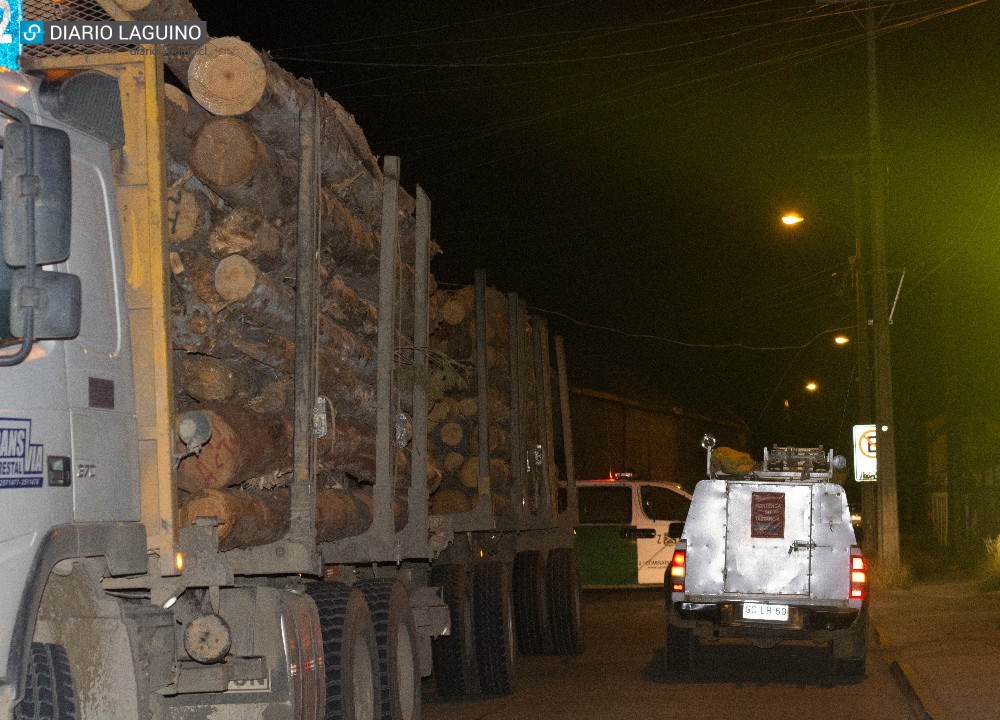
[805,381,818,392]
[781,212,804,226]
[834,335,850,345]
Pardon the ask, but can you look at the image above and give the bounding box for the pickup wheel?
[545,548,582,655]
[664,622,695,673]
[307,582,381,720]
[15,642,77,720]
[513,551,552,656]
[357,579,420,720]
[430,564,478,697]
[472,562,516,697]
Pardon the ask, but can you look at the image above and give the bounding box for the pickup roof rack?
[759,445,836,481]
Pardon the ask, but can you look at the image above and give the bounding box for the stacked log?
[426,287,542,519]
[160,32,437,549]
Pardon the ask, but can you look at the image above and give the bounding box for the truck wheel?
[472,562,516,697]
[357,579,420,720]
[545,548,582,655]
[664,622,695,673]
[15,642,77,720]
[306,582,381,720]
[513,551,552,655]
[429,564,478,697]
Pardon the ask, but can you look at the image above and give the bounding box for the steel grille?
[22,0,134,58]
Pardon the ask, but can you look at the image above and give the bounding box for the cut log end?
[214,254,257,302]
[189,117,262,190]
[188,37,267,117]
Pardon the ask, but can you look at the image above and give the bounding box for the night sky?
[192,0,1000,502]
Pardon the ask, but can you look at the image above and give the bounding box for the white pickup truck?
[665,440,868,679]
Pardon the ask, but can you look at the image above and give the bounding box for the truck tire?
[15,642,76,720]
[513,551,552,655]
[429,564,478,697]
[472,562,515,697]
[357,579,420,720]
[664,622,695,673]
[545,548,582,655]
[306,582,381,720]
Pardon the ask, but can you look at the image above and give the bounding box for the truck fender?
[5,522,147,705]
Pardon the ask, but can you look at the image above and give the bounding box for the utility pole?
[865,2,901,572]
[851,161,877,556]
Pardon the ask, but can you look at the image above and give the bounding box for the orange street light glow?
[781,213,804,226]
[834,335,850,345]
[805,381,818,392]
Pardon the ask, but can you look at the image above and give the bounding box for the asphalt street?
[424,588,919,720]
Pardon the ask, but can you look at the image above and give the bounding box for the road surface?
[423,588,920,720]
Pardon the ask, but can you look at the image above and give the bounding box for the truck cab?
[665,441,868,679]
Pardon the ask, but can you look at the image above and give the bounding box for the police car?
[564,472,693,587]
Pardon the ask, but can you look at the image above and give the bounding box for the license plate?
[742,602,789,621]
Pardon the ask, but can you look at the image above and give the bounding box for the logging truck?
[0,25,580,720]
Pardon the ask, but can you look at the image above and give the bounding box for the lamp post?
[779,207,876,554]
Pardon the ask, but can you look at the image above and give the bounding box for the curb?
[876,626,949,720]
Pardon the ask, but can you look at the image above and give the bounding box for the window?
[578,486,632,525]
[639,485,690,522]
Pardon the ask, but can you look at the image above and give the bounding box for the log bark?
[179,354,265,404]
[215,255,375,378]
[320,190,379,278]
[180,488,289,551]
[207,209,283,265]
[166,187,207,245]
[176,405,292,492]
[164,83,213,166]
[322,275,378,337]
[171,298,220,355]
[187,37,267,117]
[186,252,225,311]
[226,323,375,425]
[179,486,385,551]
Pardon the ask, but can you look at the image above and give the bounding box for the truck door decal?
[0,418,45,488]
[751,491,785,538]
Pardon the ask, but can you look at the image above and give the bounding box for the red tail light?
[669,548,686,593]
[850,553,867,600]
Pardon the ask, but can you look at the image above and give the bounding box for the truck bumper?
[669,601,865,642]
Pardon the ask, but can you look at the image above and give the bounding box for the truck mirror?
[9,269,81,339]
[2,124,72,267]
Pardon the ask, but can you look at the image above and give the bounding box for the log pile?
[165,34,433,549]
[425,287,545,518]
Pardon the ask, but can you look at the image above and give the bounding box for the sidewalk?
[869,577,1000,720]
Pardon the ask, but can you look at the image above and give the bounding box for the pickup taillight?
[850,553,867,600]
[669,548,686,593]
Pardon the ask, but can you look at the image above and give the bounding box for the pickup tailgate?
[723,482,813,596]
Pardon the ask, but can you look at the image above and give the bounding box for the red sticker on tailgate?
[751,491,785,538]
